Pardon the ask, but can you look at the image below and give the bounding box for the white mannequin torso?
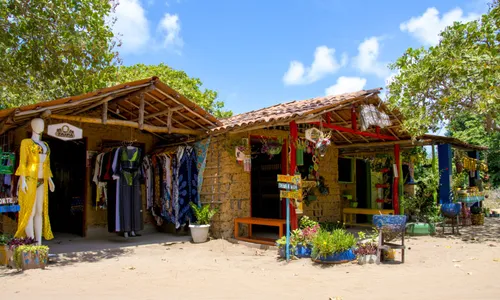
[32,134,47,179]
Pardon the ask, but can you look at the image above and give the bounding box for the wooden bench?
[342,208,394,227]
[234,217,286,246]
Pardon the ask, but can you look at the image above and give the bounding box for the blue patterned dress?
[175,146,198,228]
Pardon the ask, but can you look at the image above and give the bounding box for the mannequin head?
[31,118,45,135]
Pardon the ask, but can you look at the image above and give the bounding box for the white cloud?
[283,46,347,85]
[158,13,184,52]
[111,0,150,54]
[353,37,389,79]
[325,76,367,96]
[400,7,480,45]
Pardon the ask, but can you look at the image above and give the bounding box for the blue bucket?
[312,249,356,264]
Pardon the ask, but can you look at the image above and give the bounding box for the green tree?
[0,0,119,108]
[447,114,500,187]
[115,63,232,118]
[387,1,500,137]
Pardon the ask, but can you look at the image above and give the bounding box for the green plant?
[0,234,13,246]
[319,221,344,231]
[275,235,297,250]
[299,216,319,229]
[13,245,49,269]
[189,203,218,225]
[311,229,356,258]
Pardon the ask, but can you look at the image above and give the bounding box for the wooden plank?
[277,175,301,184]
[337,139,432,150]
[138,93,145,130]
[310,121,397,141]
[102,101,108,124]
[280,190,302,199]
[74,95,114,115]
[50,114,204,135]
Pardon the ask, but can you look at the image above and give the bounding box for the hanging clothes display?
[115,146,143,233]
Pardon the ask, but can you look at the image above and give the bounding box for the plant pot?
[471,214,484,225]
[296,149,304,166]
[441,203,461,218]
[357,254,377,265]
[295,244,312,258]
[0,245,13,266]
[278,246,294,258]
[18,250,47,270]
[189,224,210,243]
[312,249,356,264]
[406,222,436,236]
[350,202,358,208]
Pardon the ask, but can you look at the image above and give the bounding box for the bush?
[299,216,319,229]
[319,221,344,231]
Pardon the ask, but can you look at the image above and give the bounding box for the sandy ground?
[1,219,500,300]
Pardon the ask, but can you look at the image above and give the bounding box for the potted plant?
[276,235,297,258]
[354,231,378,265]
[189,203,218,243]
[0,234,13,266]
[470,206,484,225]
[294,223,320,258]
[7,237,38,269]
[311,229,356,264]
[13,244,49,270]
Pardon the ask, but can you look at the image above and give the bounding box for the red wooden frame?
[309,122,397,141]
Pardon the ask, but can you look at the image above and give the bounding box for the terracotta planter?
[0,245,13,266]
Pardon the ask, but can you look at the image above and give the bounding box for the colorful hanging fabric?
[175,146,198,228]
[194,137,210,204]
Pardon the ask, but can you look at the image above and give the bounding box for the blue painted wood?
[0,205,20,213]
[438,144,452,204]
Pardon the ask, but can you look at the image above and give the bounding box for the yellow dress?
[14,138,54,240]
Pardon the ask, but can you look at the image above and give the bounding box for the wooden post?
[351,105,357,130]
[138,93,145,130]
[102,102,108,124]
[167,108,173,134]
[393,144,400,214]
[290,121,298,175]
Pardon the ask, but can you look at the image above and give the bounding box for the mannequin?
[15,118,55,245]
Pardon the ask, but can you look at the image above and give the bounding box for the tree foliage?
[115,63,232,118]
[0,0,120,108]
[447,113,500,187]
[387,1,500,137]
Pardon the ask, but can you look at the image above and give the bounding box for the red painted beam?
[393,144,401,214]
[310,122,397,141]
[351,105,357,130]
[290,121,298,175]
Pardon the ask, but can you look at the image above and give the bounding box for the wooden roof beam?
[50,114,204,136]
[330,111,370,143]
[337,139,432,149]
[310,122,397,141]
[154,87,218,127]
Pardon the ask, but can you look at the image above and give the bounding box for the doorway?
[47,137,87,237]
[355,159,370,223]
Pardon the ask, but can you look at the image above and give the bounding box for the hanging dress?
[175,146,198,228]
[116,147,144,233]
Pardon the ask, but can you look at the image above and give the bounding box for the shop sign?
[47,123,83,141]
[278,183,299,190]
[280,190,302,200]
[277,175,301,185]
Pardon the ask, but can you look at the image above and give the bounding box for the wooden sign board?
[277,175,301,184]
[278,183,299,190]
[48,123,83,141]
[280,189,302,200]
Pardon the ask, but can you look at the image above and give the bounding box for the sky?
[111,0,490,117]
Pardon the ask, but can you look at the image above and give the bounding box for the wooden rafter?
[154,87,218,127]
[331,111,370,143]
[50,114,204,136]
[310,122,397,141]
[138,93,145,130]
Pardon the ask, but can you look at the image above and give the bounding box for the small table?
[234,217,286,245]
[343,208,395,227]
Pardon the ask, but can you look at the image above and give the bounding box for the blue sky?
[112,0,489,116]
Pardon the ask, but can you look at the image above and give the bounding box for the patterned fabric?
[193,137,210,204]
[175,146,198,228]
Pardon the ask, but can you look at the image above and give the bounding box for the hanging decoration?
[295,139,308,166]
[359,104,392,131]
[261,137,284,159]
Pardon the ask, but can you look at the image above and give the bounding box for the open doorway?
[47,137,87,237]
[355,159,370,223]
[250,138,285,237]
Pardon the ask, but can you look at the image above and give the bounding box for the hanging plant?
[261,137,284,158]
[224,137,250,159]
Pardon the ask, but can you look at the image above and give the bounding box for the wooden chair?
[376,226,406,264]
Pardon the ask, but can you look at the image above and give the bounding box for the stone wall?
[12,120,157,237]
[202,129,343,238]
